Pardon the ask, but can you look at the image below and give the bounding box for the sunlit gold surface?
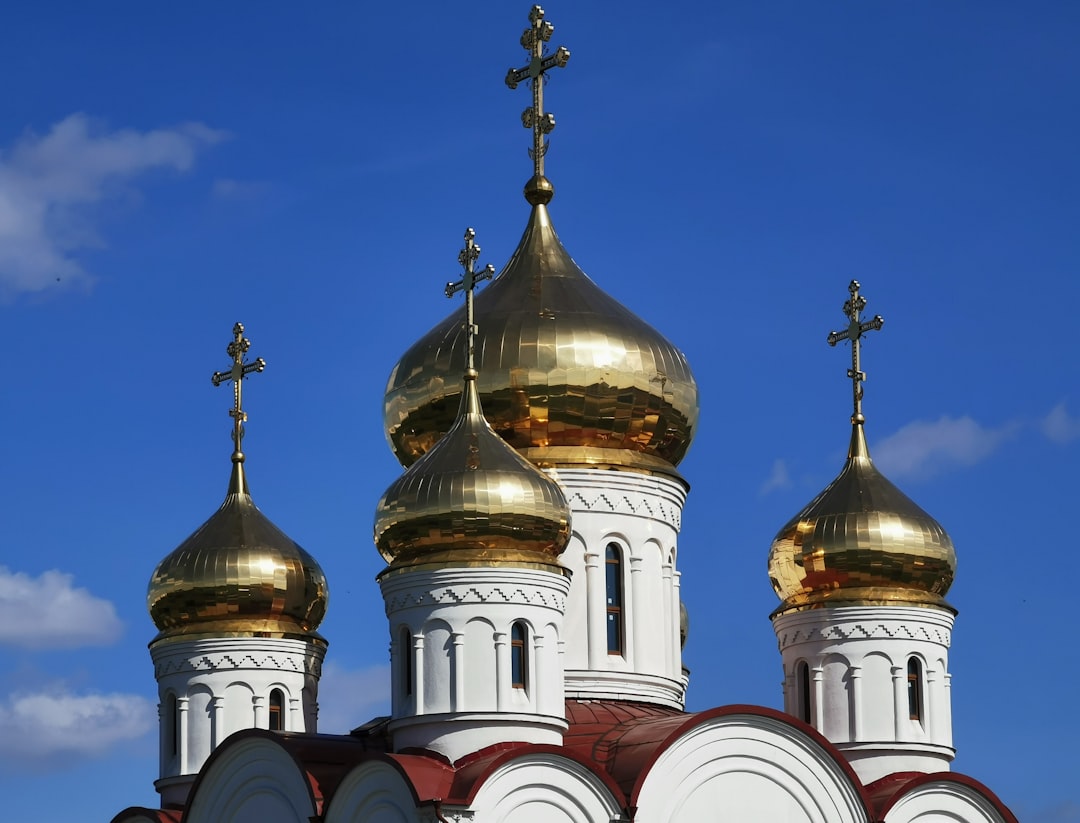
[375,375,571,573]
[768,424,956,616]
[148,461,328,640]
[384,204,699,472]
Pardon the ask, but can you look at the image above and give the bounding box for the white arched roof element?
[323,759,420,823]
[183,734,316,823]
[633,710,868,823]
[884,776,1018,823]
[468,751,622,823]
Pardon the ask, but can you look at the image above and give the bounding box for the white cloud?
[211,177,269,200]
[0,687,154,769]
[872,415,1015,479]
[759,458,791,495]
[316,661,391,734]
[0,113,225,298]
[1041,402,1080,445]
[0,566,124,648]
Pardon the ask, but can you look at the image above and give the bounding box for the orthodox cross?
[445,228,495,373]
[505,5,571,181]
[826,280,884,423]
[211,322,266,455]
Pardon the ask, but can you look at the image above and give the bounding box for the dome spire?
[826,279,884,427]
[445,227,495,379]
[210,322,266,495]
[505,4,570,205]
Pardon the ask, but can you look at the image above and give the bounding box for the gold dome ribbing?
[383,6,697,477]
[375,229,571,575]
[768,281,956,617]
[147,323,328,641]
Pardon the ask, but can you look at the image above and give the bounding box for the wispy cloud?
[872,415,1016,479]
[0,566,123,648]
[1041,402,1080,445]
[1024,801,1080,823]
[316,662,390,734]
[211,177,270,200]
[759,458,791,495]
[0,687,154,770]
[0,113,225,298]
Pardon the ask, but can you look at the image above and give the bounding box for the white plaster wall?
[885,781,1012,823]
[150,635,324,805]
[634,713,867,823]
[773,605,955,784]
[380,566,570,762]
[323,760,421,823]
[551,467,687,709]
[467,753,622,823]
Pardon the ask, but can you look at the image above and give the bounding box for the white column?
[157,702,166,775]
[252,694,266,729]
[176,696,189,774]
[891,666,906,740]
[629,555,644,668]
[390,638,399,715]
[661,560,674,677]
[210,696,225,747]
[494,631,509,710]
[850,665,863,741]
[925,665,937,741]
[413,635,425,715]
[451,632,465,712]
[781,670,794,715]
[943,672,953,747]
[811,666,824,731]
[533,632,546,713]
[584,551,604,667]
[288,697,301,732]
[672,570,683,674]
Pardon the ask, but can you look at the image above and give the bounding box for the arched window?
[166,693,178,756]
[400,627,414,697]
[511,622,528,689]
[907,658,923,721]
[268,689,284,731]
[797,662,811,724]
[605,543,624,655]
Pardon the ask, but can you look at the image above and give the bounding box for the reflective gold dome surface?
[384,204,699,475]
[376,371,571,574]
[768,424,956,616]
[148,460,328,640]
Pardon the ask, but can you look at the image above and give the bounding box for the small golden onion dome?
[375,370,571,574]
[384,204,699,476]
[148,459,328,641]
[768,423,956,617]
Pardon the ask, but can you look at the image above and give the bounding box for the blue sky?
[1,2,1077,821]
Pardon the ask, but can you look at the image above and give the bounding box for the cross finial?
[211,322,266,463]
[505,4,570,205]
[445,228,495,376]
[826,280,884,424]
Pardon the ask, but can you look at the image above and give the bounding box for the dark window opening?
[797,662,811,724]
[907,658,923,721]
[269,689,284,731]
[511,622,528,689]
[401,628,413,697]
[605,543,624,655]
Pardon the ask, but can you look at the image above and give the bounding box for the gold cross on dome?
[505,5,570,184]
[445,228,495,374]
[827,280,884,423]
[211,322,266,453]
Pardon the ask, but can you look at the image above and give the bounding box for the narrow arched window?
[511,622,528,689]
[907,658,923,721]
[269,689,284,731]
[605,543,624,655]
[167,693,178,756]
[400,627,414,697]
[797,662,811,724]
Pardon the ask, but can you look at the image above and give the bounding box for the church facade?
[112,7,1016,823]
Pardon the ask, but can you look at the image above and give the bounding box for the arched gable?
[467,750,622,823]
[882,774,1018,823]
[633,708,869,823]
[323,760,420,823]
[183,733,316,823]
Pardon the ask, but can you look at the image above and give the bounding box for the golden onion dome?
[148,457,328,640]
[375,367,571,575]
[383,203,699,476]
[768,421,957,617]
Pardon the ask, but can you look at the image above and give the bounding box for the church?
[111,7,1017,822]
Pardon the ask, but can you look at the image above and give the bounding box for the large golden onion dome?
[383,202,699,476]
[148,323,328,642]
[768,280,956,617]
[376,365,571,575]
[768,423,956,616]
[148,457,328,641]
